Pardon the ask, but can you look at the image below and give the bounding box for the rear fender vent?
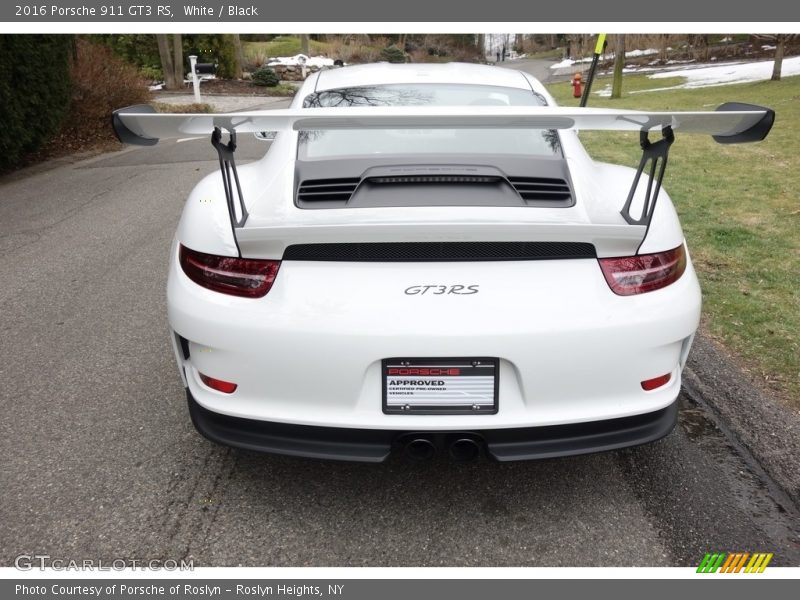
[507,177,572,205]
[297,178,360,206]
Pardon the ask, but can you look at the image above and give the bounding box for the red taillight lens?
[199,372,238,394]
[599,245,687,296]
[179,245,280,298]
[641,373,671,391]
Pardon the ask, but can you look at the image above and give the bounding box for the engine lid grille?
[296,178,360,204]
[507,177,572,203]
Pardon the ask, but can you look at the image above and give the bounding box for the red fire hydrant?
[571,72,583,98]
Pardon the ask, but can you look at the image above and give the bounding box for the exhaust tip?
[404,438,437,462]
[449,437,482,463]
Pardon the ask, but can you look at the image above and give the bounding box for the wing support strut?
[212,127,249,231]
[620,126,674,226]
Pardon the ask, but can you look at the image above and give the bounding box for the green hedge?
[380,45,406,63]
[252,67,280,87]
[0,35,72,168]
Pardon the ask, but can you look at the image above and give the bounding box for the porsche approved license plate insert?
[382,357,499,415]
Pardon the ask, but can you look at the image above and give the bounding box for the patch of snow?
[596,84,612,97]
[552,47,660,69]
[550,58,575,69]
[762,45,776,51]
[720,36,732,42]
[649,56,800,89]
[626,48,658,58]
[266,54,334,68]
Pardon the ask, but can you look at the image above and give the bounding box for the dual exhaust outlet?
[401,434,484,463]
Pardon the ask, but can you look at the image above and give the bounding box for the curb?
[682,333,800,509]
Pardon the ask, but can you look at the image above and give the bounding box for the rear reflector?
[179,245,280,298]
[199,373,238,394]
[598,245,687,296]
[641,373,671,391]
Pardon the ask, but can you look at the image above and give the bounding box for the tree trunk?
[772,36,785,81]
[611,35,625,99]
[232,33,244,78]
[172,34,183,85]
[300,34,310,55]
[477,34,485,57]
[156,34,178,90]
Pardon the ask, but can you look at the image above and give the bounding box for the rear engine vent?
[507,177,572,203]
[369,175,501,185]
[283,241,596,262]
[297,178,360,205]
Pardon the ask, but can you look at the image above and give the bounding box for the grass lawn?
[548,74,800,406]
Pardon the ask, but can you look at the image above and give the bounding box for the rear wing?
[113,104,773,143]
[112,103,774,253]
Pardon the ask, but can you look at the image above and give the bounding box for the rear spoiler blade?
[113,103,774,146]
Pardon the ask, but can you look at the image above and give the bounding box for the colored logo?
[697,552,773,573]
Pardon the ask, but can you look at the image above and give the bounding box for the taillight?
[598,245,686,296]
[179,245,280,298]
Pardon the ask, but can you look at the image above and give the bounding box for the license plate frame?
[382,357,499,415]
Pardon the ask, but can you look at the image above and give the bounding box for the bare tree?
[300,34,310,55]
[772,35,786,81]
[156,34,178,89]
[659,34,669,63]
[753,34,797,81]
[611,35,625,99]
[172,34,183,85]
[232,33,244,78]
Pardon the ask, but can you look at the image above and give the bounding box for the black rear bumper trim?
[187,390,677,463]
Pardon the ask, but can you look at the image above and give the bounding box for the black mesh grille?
[283,241,596,262]
[297,178,360,203]
[507,177,572,202]
[369,175,502,185]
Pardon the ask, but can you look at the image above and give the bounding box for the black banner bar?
[4,579,800,600]
[2,0,800,23]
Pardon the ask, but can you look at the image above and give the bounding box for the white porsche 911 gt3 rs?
[113,63,774,463]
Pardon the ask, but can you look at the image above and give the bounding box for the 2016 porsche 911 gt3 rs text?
[113,63,774,463]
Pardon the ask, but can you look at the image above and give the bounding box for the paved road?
[492,57,558,83]
[1,127,799,567]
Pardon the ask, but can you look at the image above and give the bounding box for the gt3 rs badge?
[404,285,479,295]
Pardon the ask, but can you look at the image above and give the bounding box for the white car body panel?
[168,248,700,429]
